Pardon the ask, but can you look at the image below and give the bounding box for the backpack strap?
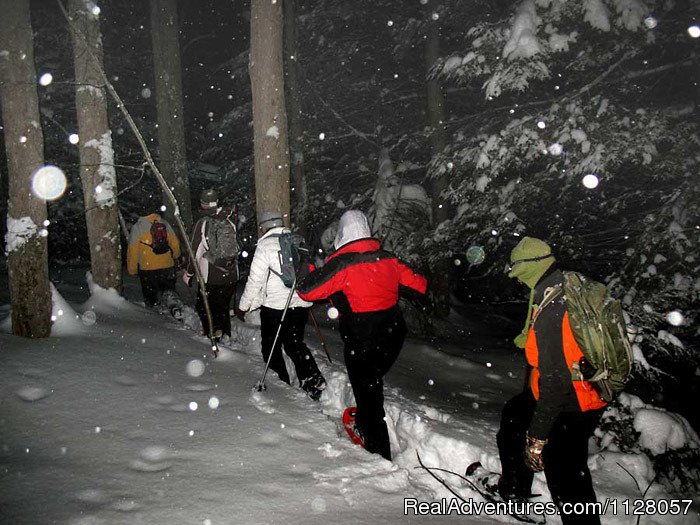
[531,283,563,325]
[201,219,209,251]
[267,233,285,282]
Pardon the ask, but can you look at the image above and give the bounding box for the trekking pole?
[309,310,332,364]
[254,277,297,392]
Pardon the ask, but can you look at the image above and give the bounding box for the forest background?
[0,0,698,476]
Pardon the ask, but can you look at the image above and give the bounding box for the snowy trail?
[1,274,698,524]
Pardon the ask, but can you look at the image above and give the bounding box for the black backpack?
[203,210,239,274]
[149,221,170,255]
[270,232,308,288]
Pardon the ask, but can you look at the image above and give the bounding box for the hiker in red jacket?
[297,210,427,460]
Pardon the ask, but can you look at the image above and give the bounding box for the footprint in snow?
[75,489,110,505]
[16,386,49,402]
[19,367,46,379]
[155,395,175,405]
[284,427,313,442]
[249,391,276,414]
[129,446,173,472]
[318,443,343,458]
[140,445,173,462]
[186,383,214,392]
[129,458,172,472]
[109,497,141,512]
[67,516,109,525]
[259,432,281,447]
[112,375,137,386]
[287,463,312,478]
[486,373,503,381]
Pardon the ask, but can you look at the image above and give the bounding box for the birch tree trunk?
[0,0,52,337]
[250,0,291,233]
[68,0,123,292]
[150,0,193,231]
[426,9,451,318]
[283,0,307,235]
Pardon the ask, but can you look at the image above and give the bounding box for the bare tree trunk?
[68,0,122,292]
[426,9,451,318]
[149,0,193,231]
[0,0,52,337]
[250,0,291,233]
[283,0,307,235]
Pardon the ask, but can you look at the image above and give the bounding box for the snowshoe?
[418,454,545,525]
[342,407,365,447]
[301,373,326,401]
[170,306,183,320]
[464,461,544,523]
[465,461,501,495]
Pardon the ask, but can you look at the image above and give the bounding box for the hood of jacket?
[333,210,372,250]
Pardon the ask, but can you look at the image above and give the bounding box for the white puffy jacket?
[238,226,312,311]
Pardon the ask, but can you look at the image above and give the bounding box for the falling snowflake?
[38,73,53,86]
[582,174,599,189]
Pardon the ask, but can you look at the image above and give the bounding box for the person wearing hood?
[183,189,239,340]
[235,211,326,401]
[296,210,427,460]
[127,206,183,318]
[497,237,606,524]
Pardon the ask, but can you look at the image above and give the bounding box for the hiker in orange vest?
[497,237,606,524]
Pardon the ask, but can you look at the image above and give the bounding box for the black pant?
[139,268,176,307]
[260,306,320,385]
[341,305,406,461]
[497,390,603,525]
[196,283,235,337]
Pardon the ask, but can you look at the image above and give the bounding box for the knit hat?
[507,237,555,289]
[258,211,284,232]
[200,188,218,210]
[508,237,555,349]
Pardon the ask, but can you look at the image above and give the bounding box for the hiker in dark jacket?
[297,210,427,460]
[127,208,183,318]
[497,237,606,524]
[183,189,238,340]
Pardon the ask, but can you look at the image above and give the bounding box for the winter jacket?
[127,214,181,276]
[238,226,312,311]
[296,237,427,315]
[524,268,607,439]
[187,207,238,286]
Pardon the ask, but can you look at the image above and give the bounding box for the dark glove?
[234,307,247,322]
[524,433,548,472]
[182,272,194,287]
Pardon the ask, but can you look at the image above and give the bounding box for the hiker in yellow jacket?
[127,210,184,318]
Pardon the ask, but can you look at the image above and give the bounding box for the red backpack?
[149,221,170,255]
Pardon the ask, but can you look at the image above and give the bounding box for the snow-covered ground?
[0,268,698,525]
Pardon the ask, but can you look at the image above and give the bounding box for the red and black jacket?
[296,238,427,315]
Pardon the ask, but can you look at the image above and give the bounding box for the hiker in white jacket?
[236,211,326,400]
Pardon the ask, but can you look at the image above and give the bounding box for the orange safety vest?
[525,310,607,412]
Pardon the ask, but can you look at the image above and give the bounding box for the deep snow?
[0,268,698,525]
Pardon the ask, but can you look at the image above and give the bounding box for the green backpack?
[536,271,634,403]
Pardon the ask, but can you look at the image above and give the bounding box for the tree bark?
[149,0,193,231]
[283,0,307,235]
[68,0,123,292]
[0,0,52,337]
[250,0,291,234]
[426,10,451,318]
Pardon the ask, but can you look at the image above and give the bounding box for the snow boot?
[301,372,326,401]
